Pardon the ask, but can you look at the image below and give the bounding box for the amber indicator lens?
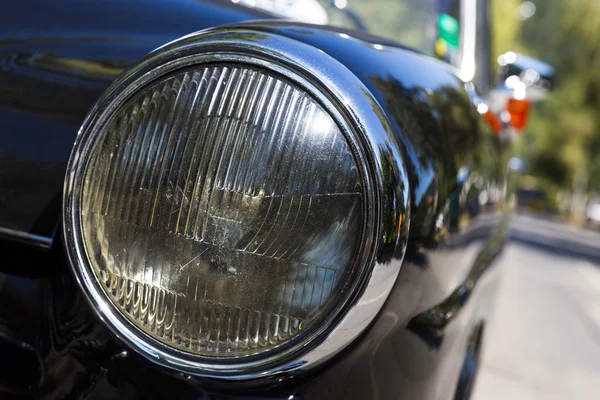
[79,65,365,358]
[482,109,502,134]
[506,97,531,130]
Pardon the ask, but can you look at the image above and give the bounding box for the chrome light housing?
[63,28,409,378]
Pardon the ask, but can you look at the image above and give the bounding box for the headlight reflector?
[77,64,366,358]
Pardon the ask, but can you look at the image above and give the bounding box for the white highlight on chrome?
[459,0,477,82]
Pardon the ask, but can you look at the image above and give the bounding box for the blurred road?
[472,214,600,400]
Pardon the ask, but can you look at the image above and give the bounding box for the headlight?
[81,64,363,357]
[64,29,409,378]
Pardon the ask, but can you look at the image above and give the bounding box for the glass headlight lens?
[77,65,366,358]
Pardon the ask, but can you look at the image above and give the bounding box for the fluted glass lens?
[80,65,364,357]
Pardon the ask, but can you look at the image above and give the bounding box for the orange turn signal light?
[481,109,502,134]
[506,98,531,130]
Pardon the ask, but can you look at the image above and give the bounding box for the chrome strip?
[63,29,410,379]
[459,0,477,82]
[0,226,52,249]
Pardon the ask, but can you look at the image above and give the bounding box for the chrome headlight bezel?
[63,28,409,379]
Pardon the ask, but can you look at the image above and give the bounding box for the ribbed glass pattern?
[80,65,364,357]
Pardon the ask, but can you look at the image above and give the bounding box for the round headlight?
[79,64,364,357]
[64,30,408,378]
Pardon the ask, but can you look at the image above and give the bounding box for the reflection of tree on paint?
[368,74,508,239]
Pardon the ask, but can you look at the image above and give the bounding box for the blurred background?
[353,0,600,228]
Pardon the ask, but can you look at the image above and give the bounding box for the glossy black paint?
[0,1,507,399]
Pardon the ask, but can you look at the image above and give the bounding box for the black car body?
[0,0,507,398]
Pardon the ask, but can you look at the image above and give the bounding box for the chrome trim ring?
[63,28,410,379]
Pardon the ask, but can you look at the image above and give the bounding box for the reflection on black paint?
[368,75,486,239]
[407,217,508,348]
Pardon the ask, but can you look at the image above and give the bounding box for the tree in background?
[515,0,600,196]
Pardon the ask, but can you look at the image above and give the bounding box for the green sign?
[438,13,460,49]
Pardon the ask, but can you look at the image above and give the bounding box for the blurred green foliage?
[352,0,600,194]
[512,0,600,194]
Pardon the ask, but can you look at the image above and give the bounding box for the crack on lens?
[176,247,209,275]
[210,215,241,224]
[87,202,357,272]
[248,192,362,199]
